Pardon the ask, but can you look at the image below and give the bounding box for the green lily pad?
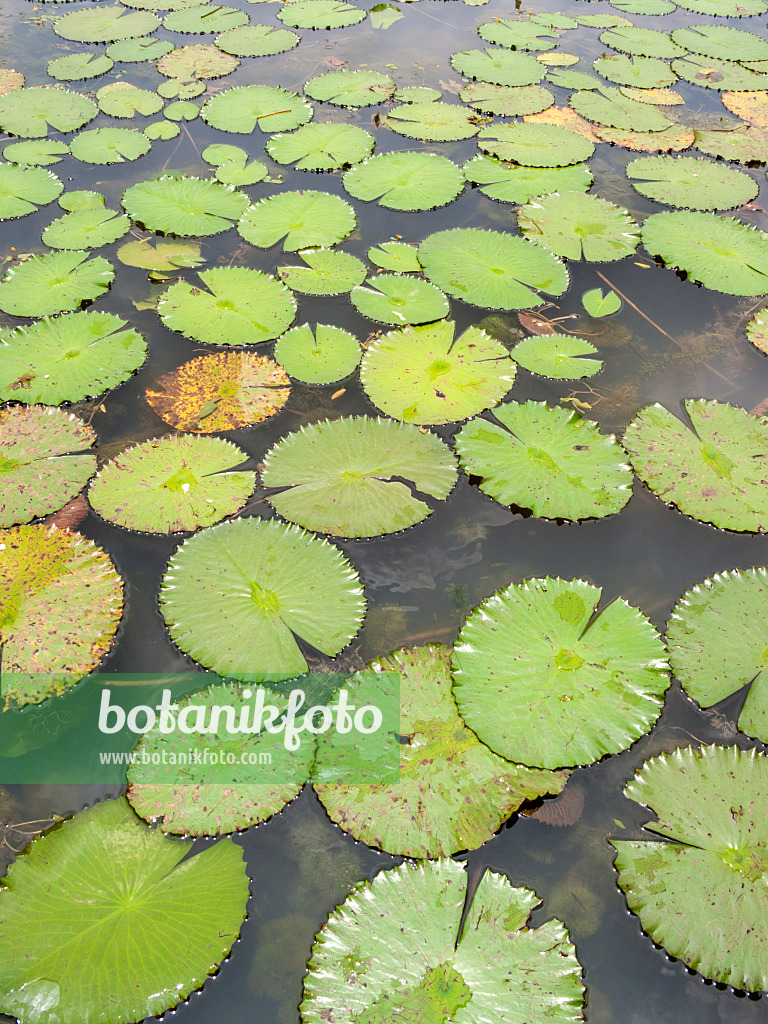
[747,305,768,353]
[459,82,554,116]
[160,516,365,681]
[343,151,463,211]
[0,798,249,1023]
[594,122,695,151]
[477,121,595,166]
[164,99,200,121]
[599,25,685,59]
[367,240,421,272]
[360,319,515,424]
[511,333,603,379]
[122,174,250,235]
[158,267,296,345]
[274,323,360,384]
[463,155,593,203]
[0,86,97,138]
[676,0,767,11]
[157,79,207,100]
[163,4,249,32]
[0,525,122,708]
[215,23,299,56]
[214,157,266,184]
[594,54,677,89]
[570,86,672,131]
[450,47,547,87]
[641,211,768,295]
[626,155,758,210]
[478,19,560,50]
[59,190,104,211]
[278,248,366,295]
[277,0,366,29]
[0,311,146,404]
[452,575,668,768]
[117,237,203,270]
[547,67,601,90]
[267,123,374,171]
[370,3,402,28]
[518,192,640,262]
[144,119,180,139]
[237,191,355,251]
[350,274,449,325]
[0,405,97,528]
[201,84,312,133]
[418,227,569,310]
[672,55,768,91]
[456,400,632,520]
[202,142,247,165]
[2,140,70,166]
[70,126,152,164]
[313,646,568,856]
[582,287,621,316]
[261,415,456,538]
[89,434,255,533]
[0,251,114,317]
[671,24,768,61]
[106,36,175,60]
[47,51,114,81]
[0,162,62,220]
[393,85,441,103]
[96,81,164,117]
[303,69,395,107]
[623,398,768,531]
[611,745,768,992]
[384,101,480,141]
[42,207,131,249]
[53,5,160,41]
[157,42,239,77]
[610,0,676,12]
[693,125,768,163]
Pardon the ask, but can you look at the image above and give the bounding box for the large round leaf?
[463,155,593,204]
[157,43,239,78]
[0,524,122,709]
[384,101,480,142]
[0,797,249,1024]
[455,400,632,520]
[0,311,146,404]
[594,123,695,152]
[163,5,248,32]
[511,333,603,379]
[274,323,360,384]
[460,82,554,117]
[160,517,365,681]
[452,576,669,769]
[42,208,131,249]
[53,5,160,40]
[277,248,365,295]
[0,86,97,138]
[518,192,640,261]
[237,191,355,251]
[122,175,250,236]
[570,87,672,132]
[676,0,767,12]
[96,82,164,118]
[70,127,151,165]
[693,125,768,163]
[671,24,768,61]
[672,55,768,92]
[215,24,299,57]
[343,151,463,211]
[623,399,768,531]
[0,251,113,317]
[302,859,584,1024]
[477,121,594,166]
[626,155,759,210]
[2,140,70,167]
[593,54,677,89]
[313,646,568,857]
[117,237,203,271]
[478,18,560,50]
[450,47,547,87]
[360,319,515,424]
[611,745,768,992]
[46,50,114,81]
[201,84,312,133]
[350,274,449,325]
[418,228,569,310]
[0,162,62,220]
[261,416,457,538]
[277,0,366,29]
[157,267,296,345]
[598,26,685,59]
[266,123,373,171]
[303,69,395,107]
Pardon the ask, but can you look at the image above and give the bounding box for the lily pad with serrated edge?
[261,416,456,538]
[611,745,768,992]
[201,84,312,134]
[512,334,603,379]
[0,86,97,138]
[667,568,768,742]
[127,681,315,835]
[693,125,768,163]
[106,36,175,60]
[623,398,768,531]
[451,575,668,769]
[202,143,247,165]
[122,174,250,236]
[215,158,267,185]
[671,25,768,62]
[610,0,676,11]
[164,100,200,121]
[477,121,595,166]
[0,405,97,528]
[626,155,758,211]
[672,55,768,92]
[641,211,768,295]
[237,191,355,251]
[3,141,70,166]
[59,190,104,212]
[277,0,366,29]
[273,323,360,384]
[0,251,114,317]
[620,86,684,105]
[302,859,584,1024]
[96,82,164,118]
[676,0,767,14]
[343,151,463,211]
[524,106,602,144]
[54,5,160,41]
[478,19,559,50]
[350,274,449,325]
[456,400,632,520]
[418,227,569,310]
[42,207,131,250]
[721,91,768,128]
[160,516,365,681]
[570,87,673,132]
[313,646,568,857]
[0,798,248,1023]
[394,86,441,103]
[157,43,239,77]
[89,434,255,533]
[0,525,123,708]
[518,192,640,262]
[163,4,248,32]
[0,311,146,405]
[278,248,366,295]
[360,319,515,425]
[70,127,151,164]
[574,14,632,27]
[267,123,374,171]
[0,70,24,95]
[158,267,296,345]
[117,237,203,270]
[0,163,62,220]
[594,54,677,89]
[367,241,421,272]
[598,26,685,59]
[449,47,547,88]
[459,82,554,116]
[145,120,180,140]
[215,23,299,56]
[582,287,621,316]
[530,11,577,27]
[595,123,695,152]
[384,101,480,142]
[47,51,114,81]
[747,306,768,353]
[547,67,601,91]
[303,69,395,107]
[146,351,290,430]
[463,155,593,204]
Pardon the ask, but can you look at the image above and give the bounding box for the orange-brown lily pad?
[523,105,602,144]
[721,90,768,127]
[0,70,24,97]
[594,123,694,152]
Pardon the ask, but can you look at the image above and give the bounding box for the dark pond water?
[2,0,768,1020]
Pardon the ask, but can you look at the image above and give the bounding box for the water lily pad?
[547,67,601,90]
[676,0,767,11]
[672,55,768,91]
[611,745,768,992]
[641,211,768,294]
[261,416,456,538]
[367,240,421,272]
[0,251,114,317]
[164,4,249,32]
[278,248,366,294]
[512,334,603,378]
[54,5,160,41]
[620,86,684,105]
[518,192,640,262]
[89,434,255,533]
[452,575,668,768]
[70,127,152,166]
[450,47,547,87]
[157,42,239,77]
[146,351,290,430]
[201,84,312,133]
[117,237,203,270]
[47,51,114,81]
[394,85,441,103]
[0,69,24,95]
[478,19,560,50]
[524,105,602,143]
[42,207,131,249]
[164,99,200,121]
[303,69,395,107]
[277,0,366,28]
[122,174,250,235]
[0,525,122,707]
[594,122,695,151]
[370,3,402,28]
[343,151,463,211]
[0,86,97,138]
[463,155,593,203]
[267,123,374,170]
[350,274,449,325]
[594,54,677,88]
[459,82,554,116]
[237,190,355,251]
[361,319,515,424]
[313,646,568,856]
[747,305,768,354]
[215,157,266,184]
[106,36,175,60]
[456,400,632,520]
[59,190,104,211]
[0,798,249,1023]
[2,140,70,166]
[158,267,296,345]
[302,859,584,1024]
[0,405,97,527]
[693,125,768,163]
[582,287,621,316]
[610,0,676,11]
[599,25,685,59]
[274,323,360,384]
[721,91,768,127]
[0,162,62,220]
[384,101,480,141]
[96,81,164,117]
[418,227,569,310]
[477,121,595,166]
[571,86,672,131]
[215,23,299,56]
[0,311,146,404]
[623,398,768,531]
[626,155,758,210]
[671,24,768,61]
[160,516,365,681]
[145,119,180,139]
